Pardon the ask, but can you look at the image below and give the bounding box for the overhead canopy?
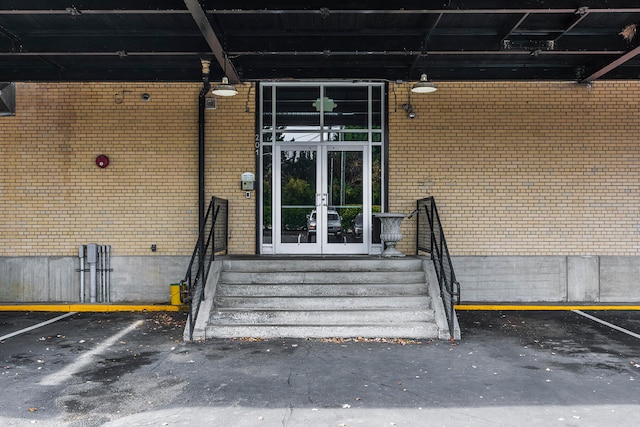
[1,1,640,83]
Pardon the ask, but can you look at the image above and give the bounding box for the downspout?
[199,59,211,233]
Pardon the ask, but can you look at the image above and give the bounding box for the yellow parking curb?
[0,304,181,312]
[456,304,640,311]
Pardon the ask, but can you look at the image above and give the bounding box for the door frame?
[258,81,386,256]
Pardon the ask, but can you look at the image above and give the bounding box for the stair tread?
[204,324,440,339]
[212,307,433,313]
[218,296,425,299]
[204,323,440,328]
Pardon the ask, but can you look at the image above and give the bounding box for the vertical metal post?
[87,243,98,303]
[78,245,85,302]
[105,245,111,302]
[199,89,206,234]
[198,59,211,236]
[99,245,105,302]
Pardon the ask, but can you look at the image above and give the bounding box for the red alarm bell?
[96,154,110,168]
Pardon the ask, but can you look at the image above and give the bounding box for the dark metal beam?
[0,49,625,58]
[0,25,22,52]
[409,12,444,77]
[228,49,624,57]
[36,55,65,71]
[0,51,201,56]
[204,8,640,15]
[554,9,591,43]
[581,45,640,83]
[500,13,530,43]
[183,0,240,83]
[2,8,640,15]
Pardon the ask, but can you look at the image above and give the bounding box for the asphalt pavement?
[1,309,639,426]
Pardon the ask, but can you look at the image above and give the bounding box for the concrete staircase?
[197,257,451,340]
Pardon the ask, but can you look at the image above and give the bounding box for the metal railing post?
[181,196,229,341]
[416,196,460,341]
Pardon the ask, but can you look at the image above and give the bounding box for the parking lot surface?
[1,309,639,426]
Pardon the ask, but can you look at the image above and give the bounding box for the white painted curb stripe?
[573,310,640,340]
[39,319,144,386]
[0,312,76,341]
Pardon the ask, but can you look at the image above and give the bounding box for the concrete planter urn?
[374,213,407,257]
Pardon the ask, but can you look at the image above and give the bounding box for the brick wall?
[2,81,638,259]
[205,84,257,254]
[389,81,640,256]
[0,82,255,257]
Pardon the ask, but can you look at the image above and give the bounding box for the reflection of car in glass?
[351,212,363,237]
[307,209,342,240]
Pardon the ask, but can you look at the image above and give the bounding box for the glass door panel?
[276,145,321,253]
[324,146,368,253]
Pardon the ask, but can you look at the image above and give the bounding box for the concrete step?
[213,295,431,310]
[204,323,440,339]
[219,271,426,285]
[209,309,436,324]
[198,257,446,340]
[221,258,424,273]
[216,283,428,297]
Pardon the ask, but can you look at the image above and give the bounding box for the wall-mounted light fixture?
[402,104,416,119]
[411,74,437,93]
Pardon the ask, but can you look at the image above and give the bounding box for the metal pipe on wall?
[198,59,211,234]
[87,243,98,303]
[106,245,111,302]
[98,245,103,302]
[101,245,107,302]
[78,245,85,302]
[103,245,107,302]
[78,243,112,303]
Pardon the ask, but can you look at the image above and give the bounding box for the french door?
[275,144,369,254]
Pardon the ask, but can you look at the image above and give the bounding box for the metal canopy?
[2,1,640,83]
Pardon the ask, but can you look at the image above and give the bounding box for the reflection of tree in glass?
[372,146,382,208]
[328,151,363,230]
[281,150,316,230]
[262,147,273,229]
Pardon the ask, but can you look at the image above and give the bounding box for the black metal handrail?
[181,196,228,341]
[416,197,460,341]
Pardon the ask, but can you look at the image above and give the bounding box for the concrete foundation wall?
[1,255,637,304]
[599,257,640,303]
[0,256,189,303]
[109,256,190,303]
[453,256,640,303]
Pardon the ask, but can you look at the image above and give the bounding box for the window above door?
[260,82,384,144]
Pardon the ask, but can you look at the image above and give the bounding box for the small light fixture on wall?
[402,104,416,119]
[411,74,437,93]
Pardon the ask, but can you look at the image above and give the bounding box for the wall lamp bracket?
[402,103,416,119]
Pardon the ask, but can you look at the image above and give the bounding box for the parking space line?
[0,312,76,342]
[573,310,640,340]
[39,319,144,386]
